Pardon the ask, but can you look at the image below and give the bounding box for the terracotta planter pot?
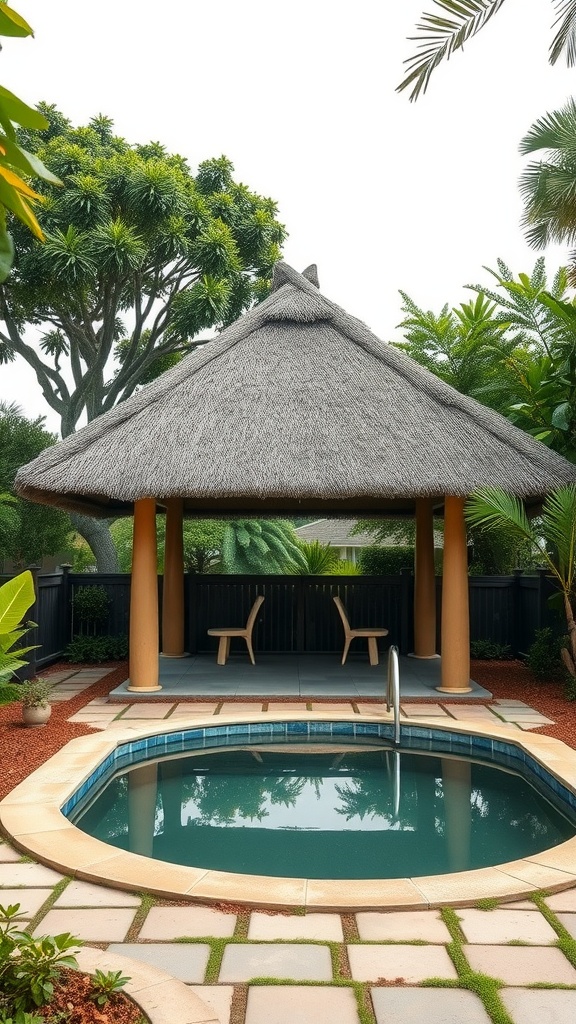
[22,704,51,728]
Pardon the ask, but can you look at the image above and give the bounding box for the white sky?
[1,0,576,433]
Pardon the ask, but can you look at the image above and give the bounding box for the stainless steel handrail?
[386,644,401,746]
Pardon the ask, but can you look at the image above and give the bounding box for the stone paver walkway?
[1,668,571,1022]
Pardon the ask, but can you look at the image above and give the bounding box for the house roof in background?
[15,262,576,518]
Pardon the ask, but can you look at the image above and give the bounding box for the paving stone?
[188,985,234,1024]
[555,913,576,940]
[347,944,457,982]
[501,988,576,1023]
[0,862,63,887]
[355,704,393,717]
[119,704,173,718]
[371,987,492,1024]
[545,890,576,913]
[170,703,218,716]
[464,944,576,984]
[0,888,53,916]
[445,707,499,719]
[265,702,310,712]
[219,943,332,982]
[0,844,23,862]
[493,700,530,707]
[496,711,554,724]
[248,911,343,941]
[356,910,450,943]
[139,904,236,939]
[458,908,557,944]
[36,907,136,942]
[52,880,141,908]
[400,703,448,716]
[219,702,264,714]
[245,985,359,1024]
[499,901,538,910]
[108,942,210,983]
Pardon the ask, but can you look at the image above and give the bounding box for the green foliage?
[0,571,37,680]
[110,516,225,573]
[0,902,80,1014]
[466,487,576,678]
[526,627,568,680]
[0,6,62,281]
[88,969,130,1006]
[327,559,362,575]
[470,640,512,660]
[399,260,576,461]
[398,1,576,101]
[72,585,110,634]
[221,520,306,574]
[3,109,286,438]
[359,546,414,575]
[291,540,340,575]
[18,677,53,708]
[0,682,19,704]
[64,634,128,663]
[0,404,71,566]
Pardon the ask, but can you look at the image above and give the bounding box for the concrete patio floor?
[109,653,492,700]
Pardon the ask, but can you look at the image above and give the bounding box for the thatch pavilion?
[15,262,576,694]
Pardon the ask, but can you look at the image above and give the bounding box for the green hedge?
[358,546,414,575]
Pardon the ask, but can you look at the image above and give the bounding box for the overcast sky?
[2,0,576,432]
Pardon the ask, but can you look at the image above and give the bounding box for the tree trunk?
[71,513,120,573]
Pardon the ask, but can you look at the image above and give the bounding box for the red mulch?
[0,664,128,803]
[35,967,144,1024]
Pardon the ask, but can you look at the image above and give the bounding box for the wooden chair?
[207,595,265,666]
[333,596,389,666]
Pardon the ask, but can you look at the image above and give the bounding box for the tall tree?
[399,259,576,461]
[0,402,71,565]
[519,97,576,259]
[111,516,225,574]
[398,1,576,100]
[0,108,286,568]
[221,520,306,574]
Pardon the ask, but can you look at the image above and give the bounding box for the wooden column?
[161,498,186,657]
[128,497,161,692]
[438,495,471,692]
[413,497,437,657]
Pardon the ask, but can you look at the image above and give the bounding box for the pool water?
[72,746,576,878]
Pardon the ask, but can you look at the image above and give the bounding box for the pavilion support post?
[438,495,472,693]
[161,498,186,658]
[412,497,438,658]
[128,497,161,692]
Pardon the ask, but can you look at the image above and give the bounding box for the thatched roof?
[15,262,576,518]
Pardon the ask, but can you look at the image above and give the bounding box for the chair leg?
[216,636,229,666]
[367,636,379,666]
[245,635,256,665]
[342,638,351,666]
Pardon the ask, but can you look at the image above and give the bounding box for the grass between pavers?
[474,897,502,910]
[531,892,576,971]
[421,907,515,1024]
[25,876,72,934]
[124,891,158,942]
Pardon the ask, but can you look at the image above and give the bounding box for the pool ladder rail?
[386,644,401,747]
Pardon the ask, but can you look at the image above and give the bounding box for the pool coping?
[2,711,576,911]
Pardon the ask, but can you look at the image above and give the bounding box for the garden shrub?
[64,634,128,663]
[470,640,513,660]
[72,585,110,635]
[359,546,414,575]
[526,627,568,680]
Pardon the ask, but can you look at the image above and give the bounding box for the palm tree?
[221,520,306,574]
[465,486,576,677]
[519,98,576,254]
[290,540,341,575]
[398,1,576,101]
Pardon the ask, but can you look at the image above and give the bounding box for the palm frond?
[550,0,576,65]
[519,98,576,154]
[465,488,533,542]
[541,484,576,582]
[397,0,507,101]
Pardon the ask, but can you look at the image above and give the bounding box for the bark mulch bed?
[35,967,146,1024]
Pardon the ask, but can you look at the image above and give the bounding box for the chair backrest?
[333,596,351,634]
[246,594,265,634]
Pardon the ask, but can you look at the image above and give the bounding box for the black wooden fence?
[1,566,562,674]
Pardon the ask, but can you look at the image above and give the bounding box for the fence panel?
[468,576,515,647]
[69,573,132,637]
[35,573,67,666]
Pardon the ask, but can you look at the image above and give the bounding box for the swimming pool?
[3,712,576,909]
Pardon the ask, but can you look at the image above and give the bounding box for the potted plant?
[19,677,53,727]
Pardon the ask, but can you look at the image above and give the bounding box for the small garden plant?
[88,969,130,1006]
